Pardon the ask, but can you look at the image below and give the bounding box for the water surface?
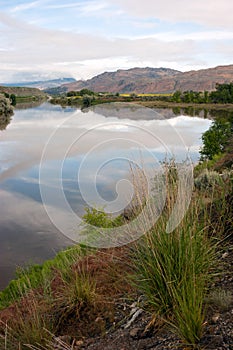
[0,102,212,288]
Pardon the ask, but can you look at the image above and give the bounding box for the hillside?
[61,65,233,94]
[62,67,181,93]
[0,86,46,97]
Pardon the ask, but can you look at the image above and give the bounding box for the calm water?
[0,102,212,289]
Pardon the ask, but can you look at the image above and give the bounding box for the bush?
[194,170,223,190]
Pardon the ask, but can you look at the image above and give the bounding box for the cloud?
[0,13,201,81]
[10,0,43,13]
[0,1,232,82]
[126,30,233,42]
[44,0,108,14]
[108,0,233,29]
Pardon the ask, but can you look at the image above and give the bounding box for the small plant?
[208,288,233,311]
[194,169,222,190]
[53,267,98,329]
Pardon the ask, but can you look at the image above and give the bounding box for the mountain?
[2,78,76,90]
[61,65,233,94]
[62,67,181,93]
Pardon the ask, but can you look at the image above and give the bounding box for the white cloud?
[109,0,233,29]
[44,0,108,14]
[124,30,233,42]
[0,13,202,81]
[10,0,47,13]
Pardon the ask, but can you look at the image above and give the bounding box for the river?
[0,102,212,289]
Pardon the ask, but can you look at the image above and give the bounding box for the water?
[0,102,212,289]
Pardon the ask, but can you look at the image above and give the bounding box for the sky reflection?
[0,102,212,288]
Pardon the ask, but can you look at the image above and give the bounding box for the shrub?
[194,170,223,190]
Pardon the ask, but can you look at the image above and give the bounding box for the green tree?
[200,120,232,160]
[67,91,78,97]
[10,94,16,106]
[172,90,182,103]
[82,95,93,108]
[79,89,95,96]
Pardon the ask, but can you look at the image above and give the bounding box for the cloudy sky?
[0,0,232,82]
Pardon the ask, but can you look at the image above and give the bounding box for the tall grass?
[0,248,97,349]
[130,163,216,346]
[0,245,87,309]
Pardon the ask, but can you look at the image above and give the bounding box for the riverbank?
[0,151,232,349]
[0,107,232,349]
[137,100,233,111]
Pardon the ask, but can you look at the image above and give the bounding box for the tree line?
[171,83,233,104]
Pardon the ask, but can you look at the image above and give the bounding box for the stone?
[129,327,142,339]
[212,313,220,323]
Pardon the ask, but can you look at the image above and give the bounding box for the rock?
[212,313,220,323]
[76,339,84,347]
[222,252,229,259]
[54,335,72,349]
[201,334,223,348]
[129,327,142,339]
[209,335,224,348]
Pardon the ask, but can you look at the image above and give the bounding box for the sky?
[0,0,233,83]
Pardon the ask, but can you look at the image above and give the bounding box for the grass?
[129,162,218,346]
[0,155,232,348]
[131,214,215,344]
[0,247,132,349]
[0,245,88,309]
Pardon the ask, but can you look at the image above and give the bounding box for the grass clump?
[131,212,215,345]
[130,162,217,347]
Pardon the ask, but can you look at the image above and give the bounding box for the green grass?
[129,161,218,347]
[0,245,89,309]
[131,205,216,345]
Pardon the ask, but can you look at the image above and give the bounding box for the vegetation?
[0,102,232,349]
[132,208,215,344]
[0,95,14,129]
[168,83,233,104]
[49,83,233,111]
[0,246,86,309]
[200,119,232,160]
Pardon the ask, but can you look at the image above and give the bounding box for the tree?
[200,119,231,160]
[10,94,16,106]
[203,91,209,103]
[172,90,181,103]
[79,89,95,96]
[67,91,78,97]
[82,95,93,108]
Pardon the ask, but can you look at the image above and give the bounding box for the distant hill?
[1,78,76,90]
[0,86,46,97]
[60,65,233,94]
